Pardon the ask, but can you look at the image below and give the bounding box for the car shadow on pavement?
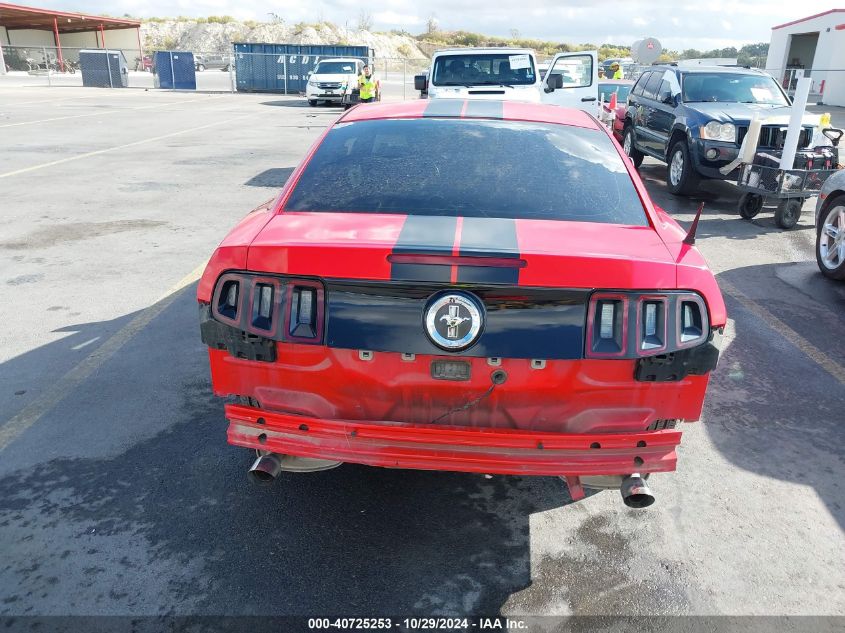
[0,285,581,616]
[706,264,845,531]
[244,167,295,188]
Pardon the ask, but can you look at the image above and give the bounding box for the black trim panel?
[199,304,277,362]
[634,336,720,382]
[325,281,587,360]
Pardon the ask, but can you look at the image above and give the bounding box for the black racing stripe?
[390,215,458,282]
[422,99,465,118]
[457,217,520,285]
[463,100,504,120]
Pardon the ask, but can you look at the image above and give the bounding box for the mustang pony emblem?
[424,292,483,351]
[440,305,470,338]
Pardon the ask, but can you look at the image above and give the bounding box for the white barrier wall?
[60,31,99,48]
[4,28,54,47]
[99,28,140,50]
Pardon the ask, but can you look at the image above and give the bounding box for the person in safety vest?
[358,65,378,103]
[610,62,623,80]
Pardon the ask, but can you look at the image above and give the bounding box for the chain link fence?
[8,46,845,107]
[1,44,430,100]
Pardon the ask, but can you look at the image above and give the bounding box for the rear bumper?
[225,404,682,476]
[305,87,346,101]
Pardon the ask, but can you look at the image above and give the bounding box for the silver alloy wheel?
[623,131,633,155]
[669,148,684,186]
[819,204,845,270]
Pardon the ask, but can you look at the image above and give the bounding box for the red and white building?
[766,9,845,106]
[0,2,141,74]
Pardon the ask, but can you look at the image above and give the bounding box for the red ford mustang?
[198,99,726,508]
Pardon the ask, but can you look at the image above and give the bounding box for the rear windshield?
[314,61,356,74]
[432,53,537,86]
[284,118,647,226]
[682,72,789,105]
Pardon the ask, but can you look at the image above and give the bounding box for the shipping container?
[233,43,373,94]
[153,51,197,90]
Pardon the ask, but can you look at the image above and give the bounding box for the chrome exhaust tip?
[620,474,655,508]
[248,453,283,485]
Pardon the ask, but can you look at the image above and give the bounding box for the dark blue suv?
[622,66,814,195]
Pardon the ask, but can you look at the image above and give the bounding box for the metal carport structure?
[0,2,141,73]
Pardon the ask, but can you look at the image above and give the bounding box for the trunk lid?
[247,212,677,289]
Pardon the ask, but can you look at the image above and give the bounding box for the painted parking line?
[0,94,229,128]
[719,279,845,386]
[0,262,206,452]
[0,113,250,179]
[0,93,108,107]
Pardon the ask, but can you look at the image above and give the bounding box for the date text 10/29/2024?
[308,618,528,630]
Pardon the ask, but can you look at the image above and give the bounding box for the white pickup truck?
[414,47,599,109]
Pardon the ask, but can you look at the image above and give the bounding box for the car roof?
[339,100,599,130]
[651,64,765,75]
[433,47,534,55]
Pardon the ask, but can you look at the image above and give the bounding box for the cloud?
[41,0,845,50]
[372,11,423,26]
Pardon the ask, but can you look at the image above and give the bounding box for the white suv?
[306,58,363,106]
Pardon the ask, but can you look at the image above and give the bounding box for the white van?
[415,47,599,109]
[306,58,364,107]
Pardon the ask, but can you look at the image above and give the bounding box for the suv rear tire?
[666,140,699,196]
[623,127,644,168]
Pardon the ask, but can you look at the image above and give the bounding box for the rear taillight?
[285,281,325,343]
[676,294,708,348]
[586,293,628,357]
[636,296,668,354]
[216,277,240,323]
[586,291,709,359]
[210,273,325,344]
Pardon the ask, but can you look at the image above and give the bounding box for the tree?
[510,28,520,40]
[426,14,439,35]
[357,10,373,31]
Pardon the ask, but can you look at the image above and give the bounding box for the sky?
[48,0,845,50]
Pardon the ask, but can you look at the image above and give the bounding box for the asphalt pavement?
[0,87,843,625]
